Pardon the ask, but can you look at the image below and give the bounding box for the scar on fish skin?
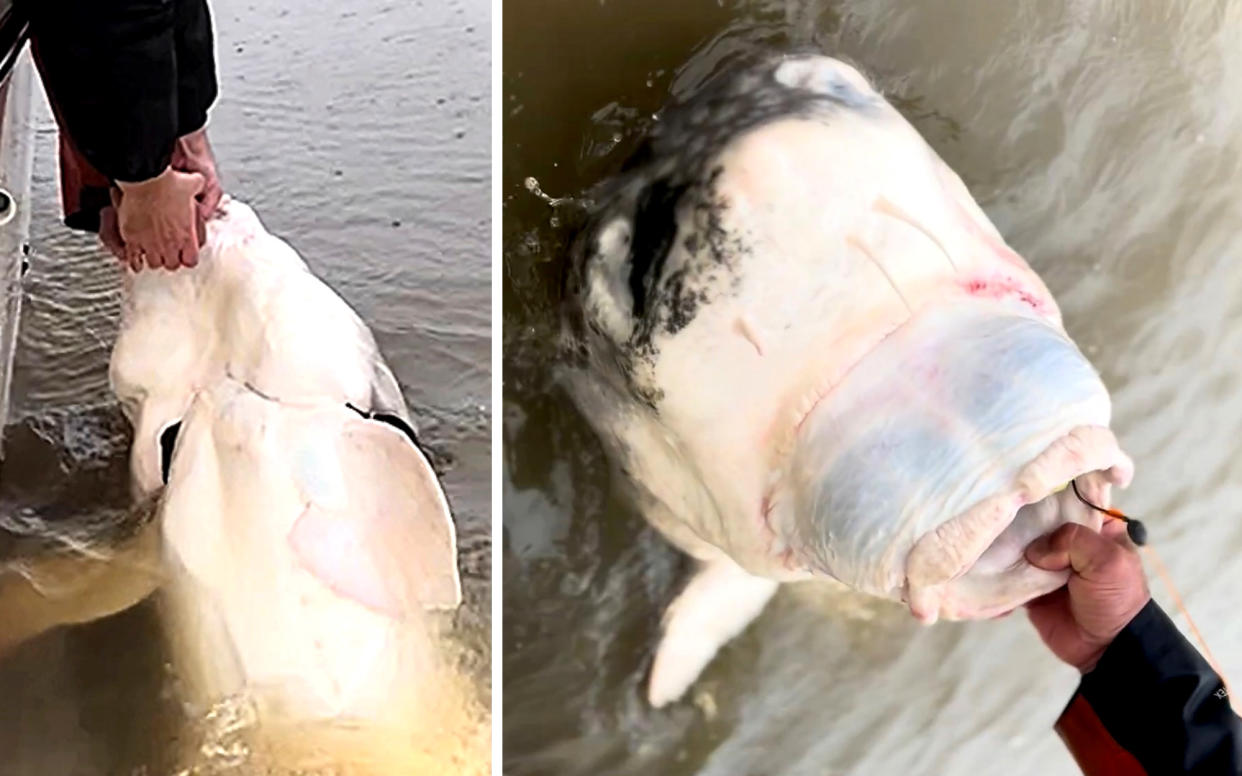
[846,234,912,314]
[873,196,958,272]
[734,315,765,356]
[241,378,278,402]
[759,492,777,542]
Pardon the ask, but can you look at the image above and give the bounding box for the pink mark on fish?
[288,503,403,619]
[961,275,1048,315]
[758,492,780,551]
[734,315,765,356]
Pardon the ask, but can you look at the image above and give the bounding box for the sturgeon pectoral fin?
[648,559,778,708]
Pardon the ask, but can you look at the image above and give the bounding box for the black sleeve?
[1077,600,1241,774]
[23,0,218,183]
[172,0,217,136]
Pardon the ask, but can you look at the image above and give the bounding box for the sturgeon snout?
[789,303,1133,623]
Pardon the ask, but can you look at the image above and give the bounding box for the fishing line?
[1071,478,1236,711]
[1070,480,1146,545]
[1143,543,1237,712]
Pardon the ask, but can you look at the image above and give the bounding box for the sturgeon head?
[564,54,1133,624]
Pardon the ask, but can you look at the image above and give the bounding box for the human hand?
[98,202,125,263]
[1024,521,1151,672]
[172,128,222,222]
[114,167,206,270]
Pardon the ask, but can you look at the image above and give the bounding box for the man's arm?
[173,0,218,141]
[24,0,220,269]
[1058,600,1240,775]
[1025,522,1241,775]
[27,0,183,183]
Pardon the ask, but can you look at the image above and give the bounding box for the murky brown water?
[502,1,1242,773]
[0,0,490,773]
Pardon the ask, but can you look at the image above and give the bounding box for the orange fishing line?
[1071,479,1236,713]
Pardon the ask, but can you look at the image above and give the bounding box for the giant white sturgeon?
[561,54,1133,707]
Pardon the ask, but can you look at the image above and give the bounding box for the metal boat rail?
[0,2,35,456]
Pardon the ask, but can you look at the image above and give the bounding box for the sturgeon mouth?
[904,425,1133,623]
[788,301,1133,623]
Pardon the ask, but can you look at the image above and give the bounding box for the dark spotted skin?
[628,180,689,320]
[562,52,881,406]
